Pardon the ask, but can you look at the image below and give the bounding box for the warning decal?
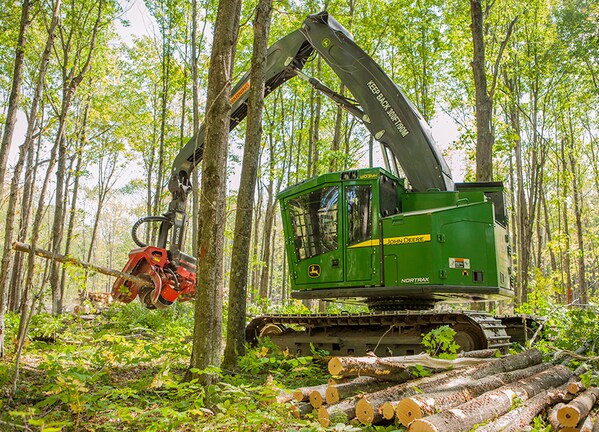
[449,258,470,269]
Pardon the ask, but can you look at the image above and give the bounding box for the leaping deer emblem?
[308,264,321,278]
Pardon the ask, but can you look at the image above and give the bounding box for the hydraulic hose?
[131,216,173,247]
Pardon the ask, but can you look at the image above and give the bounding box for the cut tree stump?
[395,363,551,426]
[474,383,571,432]
[558,387,599,427]
[408,365,573,432]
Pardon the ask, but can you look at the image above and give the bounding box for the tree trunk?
[59,104,87,302]
[0,0,61,357]
[258,174,275,300]
[561,138,573,303]
[189,0,208,257]
[49,0,103,314]
[409,365,572,432]
[0,0,31,198]
[7,115,37,312]
[470,0,493,182]
[222,0,272,369]
[188,0,242,386]
[569,147,587,305]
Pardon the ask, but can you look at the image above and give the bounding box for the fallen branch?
[12,241,152,288]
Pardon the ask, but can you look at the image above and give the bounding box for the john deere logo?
[308,264,321,278]
[321,38,331,48]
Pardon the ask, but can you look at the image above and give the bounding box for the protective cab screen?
[287,186,339,260]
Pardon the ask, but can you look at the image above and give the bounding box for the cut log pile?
[286,349,599,431]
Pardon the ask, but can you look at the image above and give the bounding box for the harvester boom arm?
[159,12,454,264]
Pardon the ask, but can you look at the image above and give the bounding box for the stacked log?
[287,348,596,430]
[557,388,599,428]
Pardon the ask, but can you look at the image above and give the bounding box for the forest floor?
[0,300,597,432]
[0,302,356,432]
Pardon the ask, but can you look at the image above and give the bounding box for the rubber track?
[247,310,511,350]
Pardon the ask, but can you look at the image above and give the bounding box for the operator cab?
[279,168,513,310]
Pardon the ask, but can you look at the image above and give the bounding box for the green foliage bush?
[421,325,459,359]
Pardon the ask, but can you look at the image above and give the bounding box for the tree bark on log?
[396,363,551,426]
[409,365,573,432]
[328,353,489,379]
[475,384,571,432]
[290,402,313,419]
[456,348,500,358]
[351,349,542,425]
[12,242,153,288]
[558,388,599,427]
[326,376,396,405]
[320,349,542,427]
[293,383,330,403]
[318,397,360,427]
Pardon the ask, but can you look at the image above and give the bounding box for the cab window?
[346,185,372,246]
[287,186,339,260]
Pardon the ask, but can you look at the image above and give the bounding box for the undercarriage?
[246,310,537,356]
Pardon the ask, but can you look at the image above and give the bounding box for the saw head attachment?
[111,246,196,309]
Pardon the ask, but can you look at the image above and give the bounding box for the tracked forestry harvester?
[112,12,528,355]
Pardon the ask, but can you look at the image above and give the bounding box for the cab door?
[344,183,379,283]
[285,185,344,287]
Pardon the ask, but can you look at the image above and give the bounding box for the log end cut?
[558,405,582,427]
[328,357,344,376]
[317,406,330,427]
[326,386,339,405]
[355,398,375,424]
[568,382,586,395]
[293,389,305,402]
[396,397,424,426]
[409,418,439,432]
[381,401,397,420]
[310,390,323,408]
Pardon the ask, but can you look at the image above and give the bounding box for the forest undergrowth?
[0,300,598,432]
